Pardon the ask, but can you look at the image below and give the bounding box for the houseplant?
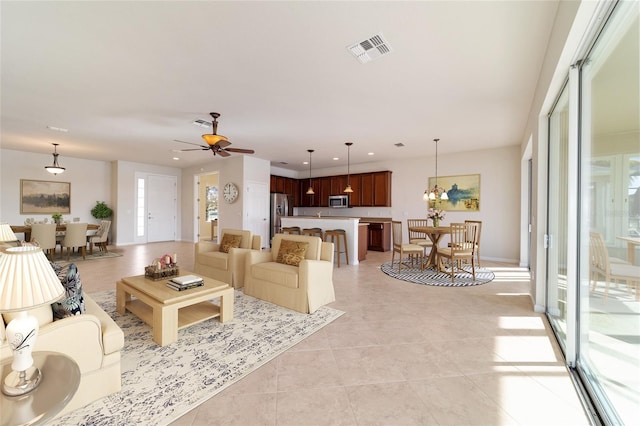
[91,201,113,220]
[51,212,63,225]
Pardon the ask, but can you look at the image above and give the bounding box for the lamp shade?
[0,223,17,242]
[201,134,228,146]
[0,246,64,312]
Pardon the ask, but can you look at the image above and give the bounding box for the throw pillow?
[276,240,309,267]
[219,234,242,253]
[51,262,86,320]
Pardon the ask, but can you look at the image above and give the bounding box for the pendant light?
[423,138,448,201]
[306,149,315,195]
[45,143,66,175]
[343,142,354,193]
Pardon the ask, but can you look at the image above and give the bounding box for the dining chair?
[391,221,424,273]
[436,222,478,282]
[61,222,88,260]
[464,219,482,267]
[407,218,433,255]
[29,223,57,261]
[589,231,639,302]
[87,220,111,254]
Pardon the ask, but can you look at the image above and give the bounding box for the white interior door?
[246,181,269,248]
[147,174,177,242]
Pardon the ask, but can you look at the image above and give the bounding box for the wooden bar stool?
[281,226,301,235]
[324,229,349,267]
[302,227,323,239]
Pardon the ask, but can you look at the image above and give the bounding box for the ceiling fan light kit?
[175,112,255,158]
[45,143,66,175]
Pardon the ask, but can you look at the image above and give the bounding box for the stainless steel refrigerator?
[270,193,292,242]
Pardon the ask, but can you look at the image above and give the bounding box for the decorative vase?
[433,217,439,227]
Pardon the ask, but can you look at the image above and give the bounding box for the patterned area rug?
[52,289,344,426]
[381,258,495,287]
[57,250,122,262]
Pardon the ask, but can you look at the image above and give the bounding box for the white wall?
[0,149,111,226]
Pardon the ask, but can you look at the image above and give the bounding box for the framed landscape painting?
[428,174,480,211]
[20,179,71,214]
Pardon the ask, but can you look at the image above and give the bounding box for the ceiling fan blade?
[173,139,208,148]
[216,139,232,148]
[217,150,231,157]
[225,148,255,154]
[180,148,210,152]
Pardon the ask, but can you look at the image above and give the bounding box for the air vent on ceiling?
[192,119,211,128]
[394,143,405,147]
[347,33,392,64]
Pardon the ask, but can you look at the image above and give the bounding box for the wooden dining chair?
[589,231,639,302]
[465,220,482,267]
[61,222,88,260]
[29,223,57,261]
[391,221,424,273]
[407,218,433,255]
[437,222,478,282]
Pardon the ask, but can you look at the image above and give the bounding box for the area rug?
[52,290,344,426]
[58,250,122,262]
[381,258,495,287]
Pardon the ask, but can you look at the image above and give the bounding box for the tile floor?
[79,241,590,426]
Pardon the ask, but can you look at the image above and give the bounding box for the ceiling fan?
[174,112,255,157]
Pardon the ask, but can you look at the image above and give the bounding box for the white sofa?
[244,234,335,313]
[194,229,262,288]
[1,293,124,418]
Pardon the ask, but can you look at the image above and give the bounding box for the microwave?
[329,195,349,208]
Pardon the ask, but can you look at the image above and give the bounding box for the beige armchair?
[194,229,261,288]
[244,233,335,314]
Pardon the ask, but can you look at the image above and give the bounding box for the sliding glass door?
[545,1,639,424]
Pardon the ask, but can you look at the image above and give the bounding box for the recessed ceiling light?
[172,157,180,161]
[303,161,309,165]
[47,126,68,132]
[333,157,339,161]
[368,152,375,156]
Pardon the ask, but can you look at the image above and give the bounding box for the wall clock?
[223,182,239,203]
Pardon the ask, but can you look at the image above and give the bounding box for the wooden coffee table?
[116,271,234,346]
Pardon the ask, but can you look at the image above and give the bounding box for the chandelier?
[44,143,66,175]
[423,138,448,201]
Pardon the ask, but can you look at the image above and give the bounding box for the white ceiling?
[1,1,560,172]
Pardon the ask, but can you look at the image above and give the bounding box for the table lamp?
[0,223,18,249]
[0,246,64,396]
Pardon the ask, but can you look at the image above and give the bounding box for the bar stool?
[281,226,301,235]
[302,227,323,239]
[324,229,349,267]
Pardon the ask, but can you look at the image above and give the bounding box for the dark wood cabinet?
[368,222,391,252]
[272,170,391,208]
[358,223,368,261]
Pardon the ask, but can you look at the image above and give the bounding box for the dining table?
[616,236,640,264]
[10,223,100,242]
[408,225,451,269]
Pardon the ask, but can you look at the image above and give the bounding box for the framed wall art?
[20,179,71,214]
[428,173,480,211]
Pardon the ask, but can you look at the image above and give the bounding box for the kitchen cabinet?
[368,222,391,252]
[358,223,368,261]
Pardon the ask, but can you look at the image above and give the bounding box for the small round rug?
[380,258,495,287]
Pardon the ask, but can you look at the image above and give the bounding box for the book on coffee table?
[170,275,203,285]
[166,280,204,291]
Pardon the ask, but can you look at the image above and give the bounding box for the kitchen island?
[280,216,360,265]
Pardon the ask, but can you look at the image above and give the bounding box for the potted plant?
[91,201,113,220]
[51,212,62,225]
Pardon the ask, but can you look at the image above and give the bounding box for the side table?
[1,351,80,426]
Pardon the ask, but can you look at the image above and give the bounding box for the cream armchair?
[244,234,335,314]
[194,229,262,288]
